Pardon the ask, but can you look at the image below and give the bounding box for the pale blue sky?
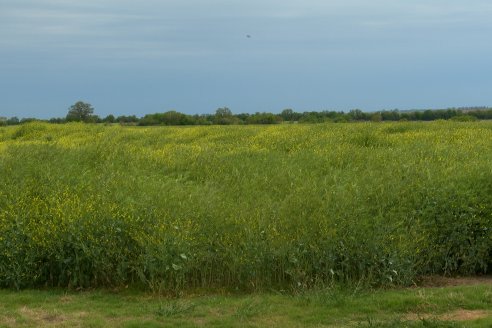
[1,0,491,118]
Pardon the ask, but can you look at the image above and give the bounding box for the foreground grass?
[1,280,491,327]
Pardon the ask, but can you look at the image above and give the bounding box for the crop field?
[0,121,491,291]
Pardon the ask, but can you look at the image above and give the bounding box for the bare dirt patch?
[0,314,17,327]
[19,306,66,324]
[441,309,489,321]
[418,276,492,288]
[406,309,489,322]
[58,295,74,304]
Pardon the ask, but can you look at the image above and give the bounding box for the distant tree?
[116,115,139,125]
[246,112,283,124]
[103,114,115,123]
[450,115,478,122]
[214,107,237,125]
[161,110,194,125]
[381,109,400,121]
[444,109,459,119]
[0,117,6,126]
[348,109,366,121]
[20,118,37,124]
[215,107,232,118]
[468,108,492,120]
[370,112,383,122]
[192,114,213,125]
[139,111,195,126]
[421,110,436,121]
[280,108,295,121]
[412,111,423,121]
[49,117,65,124]
[7,117,20,125]
[232,113,248,123]
[66,101,95,122]
[299,111,325,123]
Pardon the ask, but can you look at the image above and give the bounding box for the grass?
[0,121,491,291]
[1,280,492,327]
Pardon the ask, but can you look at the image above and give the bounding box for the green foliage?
[66,101,95,122]
[0,122,491,291]
[6,107,492,126]
[245,112,283,124]
[415,178,492,275]
[450,115,478,122]
[139,111,196,126]
[214,107,238,125]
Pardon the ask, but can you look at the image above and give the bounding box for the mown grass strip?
[1,281,491,327]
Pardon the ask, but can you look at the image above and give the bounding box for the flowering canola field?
[0,121,491,290]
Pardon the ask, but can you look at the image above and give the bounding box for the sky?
[1,0,492,119]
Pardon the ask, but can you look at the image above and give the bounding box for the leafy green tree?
[246,112,282,124]
[116,115,139,124]
[139,111,195,126]
[66,101,95,122]
[214,107,238,125]
[20,118,37,124]
[348,109,366,121]
[160,111,194,125]
[422,110,436,121]
[450,115,478,122]
[299,111,325,123]
[370,112,383,122]
[103,114,116,123]
[7,117,20,125]
[215,107,232,118]
[280,109,295,121]
[381,109,400,121]
[49,117,65,124]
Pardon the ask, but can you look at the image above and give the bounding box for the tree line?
[1,101,492,126]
